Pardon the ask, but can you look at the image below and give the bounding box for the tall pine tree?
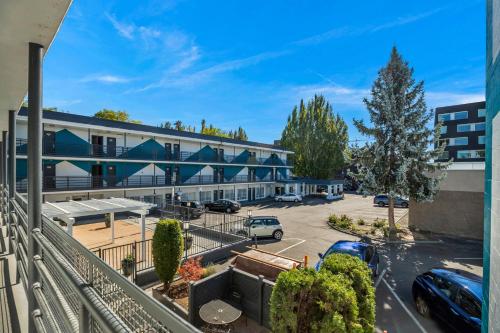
[281,95,348,179]
[352,47,448,238]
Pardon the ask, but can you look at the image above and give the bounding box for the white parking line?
[382,278,428,333]
[454,257,483,260]
[275,239,306,254]
[374,268,387,289]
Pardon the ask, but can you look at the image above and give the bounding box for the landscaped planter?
[152,283,189,320]
[121,256,135,277]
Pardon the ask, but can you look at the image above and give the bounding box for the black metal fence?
[91,213,250,283]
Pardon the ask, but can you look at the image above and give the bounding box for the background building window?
[200,191,212,203]
[454,111,469,120]
[224,189,235,200]
[457,124,471,132]
[438,113,451,121]
[256,187,264,199]
[452,137,469,146]
[237,188,247,201]
[457,150,485,159]
[440,125,447,134]
[479,136,486,145]
[478,108,486,117]
[475,122,486,131]
[181,192,196,201]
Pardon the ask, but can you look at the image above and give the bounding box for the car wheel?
[278,198,282,202]
[226,207,232,213]
[273,230,283,240]
[294,199,298,203]
[401,202,409,208]
[377,201,385,207]
[415,294,430,317]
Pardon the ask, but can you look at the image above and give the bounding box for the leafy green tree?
[351,47,448,238]
[281,95,349,179]
[319,254,375,333]
[152,219,183,290]
[270,268,363,333]
[94,109,141,124]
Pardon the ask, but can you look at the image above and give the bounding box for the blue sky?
[43,0,485,144]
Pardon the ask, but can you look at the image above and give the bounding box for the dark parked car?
[412,268,482,333]
[179,201,204,218]
[373,194,409,208]
[205,199,241,213]
[315,241,380,277]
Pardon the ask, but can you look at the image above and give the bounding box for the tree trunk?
[387,197,397,240]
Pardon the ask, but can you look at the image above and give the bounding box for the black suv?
[205,199,241,213]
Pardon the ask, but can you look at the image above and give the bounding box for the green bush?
[319,254,375,333]
[328,214,353,230]
[372,218,386,229]
[202,264,217,279]
[152,219,183,290]
[270,268,363,333]
[357,219,366,226]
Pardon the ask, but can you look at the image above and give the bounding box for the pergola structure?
[278,177,344,200]
[42,197,155,245]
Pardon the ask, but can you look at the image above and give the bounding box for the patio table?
[199,299,242,326]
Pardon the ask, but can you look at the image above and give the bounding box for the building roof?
[42,197,155,219]
[18,107,291,152]
[435,101,486,113]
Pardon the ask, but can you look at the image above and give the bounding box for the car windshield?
[325,244,363,260]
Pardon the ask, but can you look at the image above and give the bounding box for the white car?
[238,216,284,240]
[275,193,302,202]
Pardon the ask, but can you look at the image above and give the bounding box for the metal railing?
[16,139,292,166]
[5,189,200,333]
[16,174,279,192]
[91,213,250,279]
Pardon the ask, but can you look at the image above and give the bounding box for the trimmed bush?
[270,268,363,333]
[152,219,183,290]
[373,218,386,229]
[319,254,375,333]
[328,214,353,230]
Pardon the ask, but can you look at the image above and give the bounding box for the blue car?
[315,241,380,277]
[412,268,482,333]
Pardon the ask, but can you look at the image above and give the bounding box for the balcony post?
[2,131,8,234]
[0,143,3,225]
[27,42,43,333]
[8,110,17,253]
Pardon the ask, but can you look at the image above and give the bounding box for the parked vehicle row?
[315,240,482,333]
[274,193,302,202]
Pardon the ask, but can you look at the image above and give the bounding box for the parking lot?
[241,194,483,333]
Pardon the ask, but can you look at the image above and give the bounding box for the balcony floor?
[0,221,27,333]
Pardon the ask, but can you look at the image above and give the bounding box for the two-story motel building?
[14,107,294,204]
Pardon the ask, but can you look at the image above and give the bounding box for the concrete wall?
[409,168,484,239]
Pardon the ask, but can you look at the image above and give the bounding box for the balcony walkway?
[0,221,27,333]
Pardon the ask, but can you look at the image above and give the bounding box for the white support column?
[61,217,75,236]
[110,212,115,243]
[326,185,334,200]
[294,183,299,195]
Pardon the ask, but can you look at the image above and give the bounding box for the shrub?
[357,219,366,226]
[178,257,204,283]
[319,254,375,333]
[373,218,386,229]
[328,214,353,230]
[270,268,363,333]
[202,264,217,279]
[152,219,183,290]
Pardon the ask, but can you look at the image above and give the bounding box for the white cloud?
[80,74,132,84]
[293,8,443,46]
[106,14,135,39]
[426,91,485,108]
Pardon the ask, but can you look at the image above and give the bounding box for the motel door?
[107,165,116,187]
[43,131,56,155]
[106,137,116,157]
[91,165,103,188]
[165,143,172,160]
[43,163,56,190]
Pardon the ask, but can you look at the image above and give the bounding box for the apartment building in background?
[436,101,486,162]
[15,107,294,205]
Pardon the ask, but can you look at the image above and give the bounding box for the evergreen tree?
[351,47,448,238]
[281,95,348,179]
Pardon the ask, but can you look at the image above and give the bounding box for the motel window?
[256,187,264,199]
[237,189,247,201]
[181,192,196,201]
[478,108,486,118]
[224,189,235,200]
[199,191,212,203]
